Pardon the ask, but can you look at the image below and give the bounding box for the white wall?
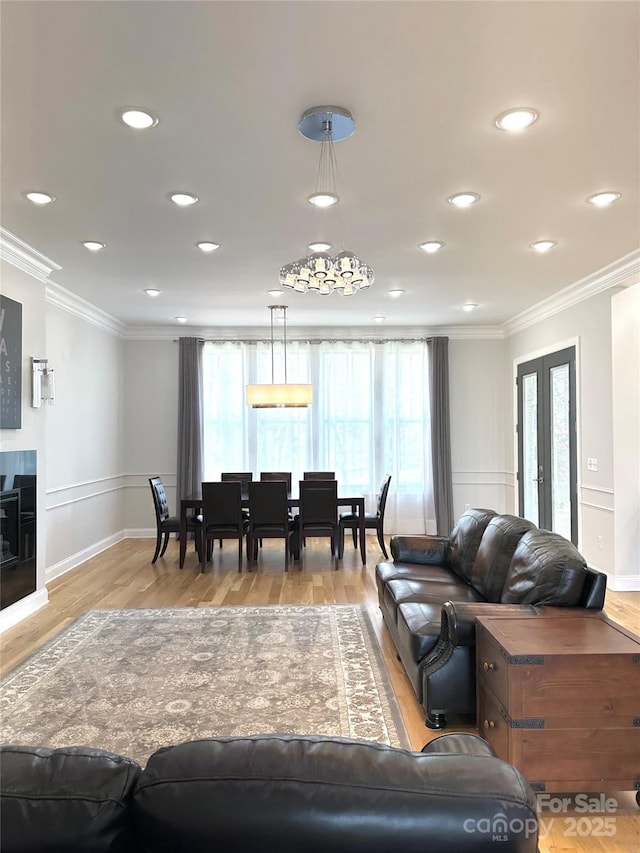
[505,287,627,581]
[448,338,508,519]
[611,283,640,588]
[0,259,49,628]
[44,304,124,577]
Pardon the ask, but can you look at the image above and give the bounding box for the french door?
[517,346,577,543]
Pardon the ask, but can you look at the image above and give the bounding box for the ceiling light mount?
[586,191,621,207]
[118,107,158,130]
[280,106,374,297]
[495,107,538,132]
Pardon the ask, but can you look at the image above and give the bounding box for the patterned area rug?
[1,605,408,764]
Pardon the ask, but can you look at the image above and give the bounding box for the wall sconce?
[31,358,55,407]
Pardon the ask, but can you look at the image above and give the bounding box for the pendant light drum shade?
[246,306,313,408]
[246,383,313,408]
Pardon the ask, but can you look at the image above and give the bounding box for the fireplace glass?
[1,450,37,609]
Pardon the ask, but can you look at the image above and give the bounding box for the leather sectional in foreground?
[1,733,539,852]
[376,508,607,729]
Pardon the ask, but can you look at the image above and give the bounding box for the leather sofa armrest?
[390,535,449,565]
[441,600,541,647]
[420,732,496,757]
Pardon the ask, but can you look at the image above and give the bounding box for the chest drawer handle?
[483,661,497,672]
[483,719,496,729]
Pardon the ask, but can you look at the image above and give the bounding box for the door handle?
[533,476,544,483]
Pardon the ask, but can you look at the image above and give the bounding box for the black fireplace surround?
[0,450,36,610]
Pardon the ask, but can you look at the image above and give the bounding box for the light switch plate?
[587,457,599,472]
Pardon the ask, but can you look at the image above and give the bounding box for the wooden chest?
[476,614,640,794]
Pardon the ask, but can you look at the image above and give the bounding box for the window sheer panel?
[380,343,435,534]
[316,343,374,491]
[202,343,251,478]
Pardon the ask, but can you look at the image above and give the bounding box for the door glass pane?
[522,373,539,526]
[550,364,571,539]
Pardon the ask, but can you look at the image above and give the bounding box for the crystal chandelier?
[279,106,374,297]
[245,306,313,408]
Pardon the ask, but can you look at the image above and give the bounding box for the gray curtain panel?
[429,337,454,535]
[177,337,203,505]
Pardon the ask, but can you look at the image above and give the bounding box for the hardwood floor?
[1,536,639,851]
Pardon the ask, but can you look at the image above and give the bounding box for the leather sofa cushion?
[376,561,462,597]
[0,745,140,853]
[448,508,497,584]
[384,578,484,619]
[133,735,538,853]
[501,530,587,606]
[390,535,449,564]
[468,514,536,602]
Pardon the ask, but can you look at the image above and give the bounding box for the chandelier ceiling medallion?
[279,106,374,297]
[245,305,313,408]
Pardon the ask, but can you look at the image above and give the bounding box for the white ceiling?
[1,1,639,332]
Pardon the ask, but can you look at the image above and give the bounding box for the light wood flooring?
[1,536,639,852]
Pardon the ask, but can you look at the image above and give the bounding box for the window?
[203,339,436,533]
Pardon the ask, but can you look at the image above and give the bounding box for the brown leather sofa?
[376,508,607,729]
[1,733,539,852]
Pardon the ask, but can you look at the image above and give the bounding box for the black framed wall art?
[0,295,22,430]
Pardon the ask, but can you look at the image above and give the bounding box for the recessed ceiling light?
[307,192,338,208]
[530,240,557,253]
[267,289,284,297]
[586,191,621,207]
[462,303,478,312]
[448,192,480,208]
[118,107,158,130]
[175,316,188,323]
[387,289,405,298]
[144,288,162,297]
[196,241,220,252]
[419,241,445,253]
[82,241,105,252]
[374,315,386,322]
[169,192,198,206]
[495,107,538,132]
[24,191,55,205]
[308,241,333,252]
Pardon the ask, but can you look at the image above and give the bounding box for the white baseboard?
[605,573,640,592]
[0,589,49,634]
[124,528,155,538]
[45,531,125,583]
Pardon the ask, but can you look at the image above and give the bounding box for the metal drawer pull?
[484,719,496,729]
[483,661,497,672]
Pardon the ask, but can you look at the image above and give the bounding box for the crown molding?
[503,247,640,337]
[46,280,126,337]
[0,227,61,282]
[122,323,506,342]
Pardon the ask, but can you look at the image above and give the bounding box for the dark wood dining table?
[179,490,366,567]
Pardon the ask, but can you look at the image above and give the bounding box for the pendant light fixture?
[278,106,374,297]
[246,305,313,408]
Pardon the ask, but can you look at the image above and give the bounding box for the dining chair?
[149,476,202,564]
[292,479,339,569]
[247,480,293,571]
[219,473,252,541]
[303,471,335,480]
[338,474,392,559]
[260,471,292,491]
[221,472,253,486]
[200,481,249,573]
